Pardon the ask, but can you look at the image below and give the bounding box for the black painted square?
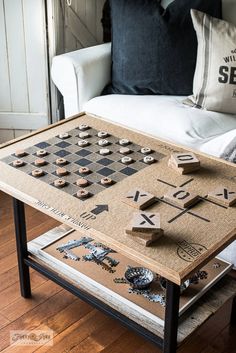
[35,142,51,149]
[54,150,71,157]
[97,158,113,166]
[55,141,71,148]
[120,167,137,176]
[74,158,91,167]
[75,149,92,157]
[97,167,115,177]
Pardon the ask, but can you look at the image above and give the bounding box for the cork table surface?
[0,113,235,285]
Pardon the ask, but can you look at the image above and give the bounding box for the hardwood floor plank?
[100,331,146,353]
[0,315,10,331]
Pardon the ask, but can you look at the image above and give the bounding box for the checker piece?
[208,186,236,207]
[13,159,25,168]
[143,156,155,164]
[54,179,66,188]
[98,139,109,147]
[122,189,156,210]
[34,158,47,167]
[121,156,133,164]
[59,132,70,139]
[79,132,90,139]
[32,169,44,177]
[78,140,89,147]
[119,138,130,146]
[98,131,109,138]
[36,149,47,157]
[56,158,67,166]
[99,148,110,156]
[15,150,27,157]
[78,124,89,131]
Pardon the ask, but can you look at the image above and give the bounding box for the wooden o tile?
[122,188,156,210]
[208,186,236,207]
[170,152,200,168]
[164,187,199,208]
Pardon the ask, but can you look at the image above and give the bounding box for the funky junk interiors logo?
[10,330,53,346]
[218,48,236,98]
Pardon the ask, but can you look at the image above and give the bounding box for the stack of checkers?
[125,211,163,247]
[168,152,200,174]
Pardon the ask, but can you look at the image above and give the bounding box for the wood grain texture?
[0,191,235,352]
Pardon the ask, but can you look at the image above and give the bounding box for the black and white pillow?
[184,10,236,114]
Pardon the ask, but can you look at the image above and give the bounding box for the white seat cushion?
[84,95,236,149]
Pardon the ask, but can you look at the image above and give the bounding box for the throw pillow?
[102,0,222,96]
[184,10,236,114]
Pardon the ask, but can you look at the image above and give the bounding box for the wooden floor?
[0,191,235,353]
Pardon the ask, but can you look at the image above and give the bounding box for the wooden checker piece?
[54,179,66,188]
[76,189,90,199]
[56,158,67,166]
[56,167,68,177]
[15,150,27,157]
[79,167,90,175]
[59,132,70,139]
[207,186,236,207]
[98,131,109,138]
[119,147,131,155]
[98,139,109,147]
[143,156,155,164]
[164,187,199,208]
[130,212,161,232]
[36,149,47,157]
[78,124,89,131]
[13,159,25,168]
[32,169,44,177]
[119,138,130,146]
[141,147,152,155]
[101,177,113,186]
[79,131,90,139]
[122,189,156,210]
[76,178,89,187]
[78,140,89,147]
[121,156,133,165]
[34,158,47,167]
[99,148,110,156]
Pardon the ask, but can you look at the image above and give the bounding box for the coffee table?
[0,113,236,353]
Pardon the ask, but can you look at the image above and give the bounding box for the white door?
[0,0,50,134]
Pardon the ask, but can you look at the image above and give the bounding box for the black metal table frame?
[13,197,181,353]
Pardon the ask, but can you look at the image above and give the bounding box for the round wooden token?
[34,158,46,166]
[98,139,109,147]
[77,189,90,199]
[141,147,152,155]
[119,138,130,146]
[119,147,131,155]
[59,132,69,139]
[13,159,25,167]
[98,131,109,138]
[15,150,26,157]
[76,178,89,187]
[32,169,44,177]
[101,177,113,185]
[79,132,89,139]
[99,148,110,156]
[79,124,89,131]
[56,158,67,166]
[36,149,47,157]
[54,179,66,188]
[121,156,133,164]
[78,139,89,147]
[79,167,90,174]
[56,167,68,176]
[143,155,155,164]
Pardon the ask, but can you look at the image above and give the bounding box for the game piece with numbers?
[13,159,25,168]
[98,131,109,138]
[121,156,133,165]
[78,124,89,130]
[78,140,89,147]
[32,169,44,177]
[119,138,130,146]
[143,156,155,164]
[208,186,236,207]
[164,187,199,208]
[36,150,47,157]
[98,139,109,147]
[141,147,152,155]
[119,147,131,155]
[79,132,90,139]
[122,189,156,210]
[59,132,70,139]
[99,148,110,156]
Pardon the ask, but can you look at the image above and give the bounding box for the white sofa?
[51,0,236,267]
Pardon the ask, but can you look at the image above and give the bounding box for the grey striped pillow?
[184,10,236,114]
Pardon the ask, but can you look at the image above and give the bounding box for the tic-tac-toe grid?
[2,125,164,200]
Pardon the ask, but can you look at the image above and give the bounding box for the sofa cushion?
[103,0,222,96]
[185,10,236,114]
[84,94,236,149]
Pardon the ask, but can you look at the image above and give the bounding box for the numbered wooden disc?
[143,156,155,164]
[79,167,90,174]
[76,178,89,187]
[101,177,113,185]
[98,139,109,147]
[121,156,133,164]
[56,167,68,176]
[32,169,44,177]
[59,132,70,139]
[54,179,66,188]
[79,132,90,139]
[36,149,47,157]
[98,131,109,138]
[15,150,26,157]
[13,159,25,167]
[76,189,90,199]
[78,124,89,131]
[141,147,152,155]
[99,148,110,156]
[119,147,131,155]
[34,158,47,166]
[78,140,89,147]
[119,138,130,146]
[56,158,67,166]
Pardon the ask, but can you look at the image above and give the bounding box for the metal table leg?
[163,280,180,353]
[13,198,31,298]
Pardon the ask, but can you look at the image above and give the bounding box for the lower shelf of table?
[27,224,236,345]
